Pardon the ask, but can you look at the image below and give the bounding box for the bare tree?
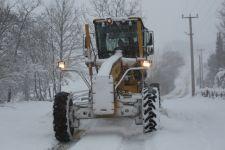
[45,0,82,92]
[0,0,48,102]
[13,0,41,61]
[0,1,21,102]
[46,0,82,59]
[90,0,141,18]
[0,0,83,102]
[14,0,41,101]
[219,1,225,34]
[0,0,16,60]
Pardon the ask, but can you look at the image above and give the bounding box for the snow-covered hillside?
[0,97,225,150]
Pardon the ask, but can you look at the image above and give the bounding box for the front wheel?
[142,85,159,133]
[150,83,161,108]
[53,92,79,142]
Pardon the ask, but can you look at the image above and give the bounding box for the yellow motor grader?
[53,17,160,142]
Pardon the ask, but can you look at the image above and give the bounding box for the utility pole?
[182,14,199,96]
[198,49,204,89]
[199,54,202,89]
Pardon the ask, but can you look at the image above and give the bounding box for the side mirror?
[147,32,153,46]
[144,31,154,56]
[146,46,154,55]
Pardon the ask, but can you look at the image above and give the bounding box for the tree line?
[0,0,141,103]
[205,1,225,89]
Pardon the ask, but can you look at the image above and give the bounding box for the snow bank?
[0,101,56,150]
[145,97,225,150]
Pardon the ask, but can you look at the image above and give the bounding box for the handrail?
[115,67,146,90]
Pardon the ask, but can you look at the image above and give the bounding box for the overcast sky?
[43,0,223,52]
[142,0,223,52]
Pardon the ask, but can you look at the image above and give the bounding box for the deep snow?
[0,101,55,150]
[0,96,225,150]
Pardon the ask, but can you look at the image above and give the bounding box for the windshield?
[95,21,138,59]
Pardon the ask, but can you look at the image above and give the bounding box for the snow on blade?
[97,51,122,76]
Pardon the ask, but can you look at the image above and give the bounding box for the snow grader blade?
[53,17,160,142]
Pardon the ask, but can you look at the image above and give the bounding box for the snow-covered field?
[1,96,225,150]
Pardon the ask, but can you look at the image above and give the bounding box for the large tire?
[142,85,159,133]
[53,92,75,142]
[150,83,161,108]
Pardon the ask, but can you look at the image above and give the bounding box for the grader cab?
[53,17,160,142]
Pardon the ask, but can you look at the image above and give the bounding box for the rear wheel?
[53,92,79,142]
[142,85,159,133]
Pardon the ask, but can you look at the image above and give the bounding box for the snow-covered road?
[1,97,225,150]
[0,101,55,150]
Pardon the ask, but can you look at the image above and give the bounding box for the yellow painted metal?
[121,85,139,93]
[85,24,93,77]
[130,20,144,92]
[85,24,91,49]
[116,62,141,94]
[137,20,144,57]
[114,100,120,116]
[109,19,145,95]
[91,18,147,116]
[111,61,122,81]
[137,20,146,84]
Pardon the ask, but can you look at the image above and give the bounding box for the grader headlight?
[58,61,65,70]
[142,60,152,68]
[106,18,113,25]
